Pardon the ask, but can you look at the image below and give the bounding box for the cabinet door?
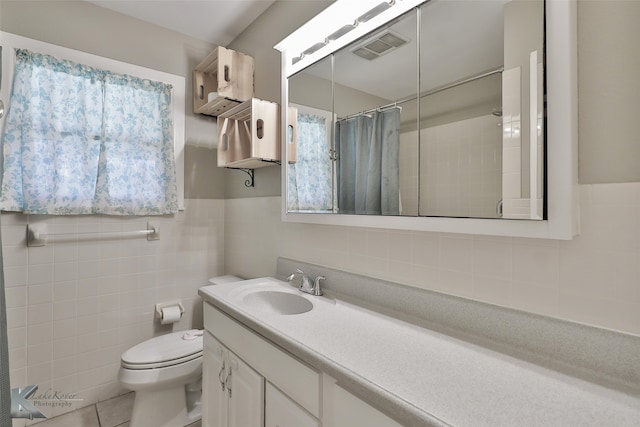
[203,333,229,427]
[266,383,319,427]
[228,353,264,427]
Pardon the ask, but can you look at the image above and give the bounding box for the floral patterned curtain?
[287,111,334,212]
[0,49,178,215]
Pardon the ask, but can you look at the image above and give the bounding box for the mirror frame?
[275,0,578,240]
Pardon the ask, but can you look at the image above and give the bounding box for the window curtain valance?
[0,49,178,215]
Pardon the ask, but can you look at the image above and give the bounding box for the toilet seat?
[121,329,203,370]
[122,350,203,370]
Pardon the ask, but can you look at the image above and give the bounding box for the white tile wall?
[398,114,503,218]
[224,183,640,337]
[2,199,225,426]
[420,115,503,218]
[398,132,418,216]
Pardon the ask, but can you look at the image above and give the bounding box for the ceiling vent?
[351,30,409,60]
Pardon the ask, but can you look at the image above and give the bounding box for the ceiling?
[85,0,276,46]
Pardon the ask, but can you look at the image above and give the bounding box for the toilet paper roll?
[207,92,218,103]
[160,305,182,325]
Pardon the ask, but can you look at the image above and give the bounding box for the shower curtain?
[336,107,401,215]
[0,219,10,426]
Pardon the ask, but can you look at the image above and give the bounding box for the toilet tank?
[208,275,243,286]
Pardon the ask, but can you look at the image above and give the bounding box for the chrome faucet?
[287,269,325,296]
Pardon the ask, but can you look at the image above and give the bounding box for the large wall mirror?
[276,0,578,239]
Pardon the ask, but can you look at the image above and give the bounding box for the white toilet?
[119,275,242,427]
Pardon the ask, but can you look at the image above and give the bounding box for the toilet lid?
[121,329,203,369]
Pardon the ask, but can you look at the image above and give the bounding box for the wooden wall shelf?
[193,46,254,117]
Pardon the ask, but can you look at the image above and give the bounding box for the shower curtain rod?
[337,104,402,122]
[401,66,504,105]
[338,66,503,122]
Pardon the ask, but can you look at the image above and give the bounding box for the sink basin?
[242,291,313,315]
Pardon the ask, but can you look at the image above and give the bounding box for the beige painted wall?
[0,0,226,199]
[578,0,640,183]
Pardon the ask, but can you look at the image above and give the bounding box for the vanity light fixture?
[358,0,396,23]
[327,21,359,42]
[291,0,402,70]
[302,42,328,57]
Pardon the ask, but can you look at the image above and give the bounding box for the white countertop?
[199,277,640,427]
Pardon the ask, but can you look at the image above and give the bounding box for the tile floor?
[29,392,202,427]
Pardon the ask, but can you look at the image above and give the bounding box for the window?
[287,104,334,212]
[0,32,185,214]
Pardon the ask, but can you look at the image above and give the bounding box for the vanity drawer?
[204,302,321,417]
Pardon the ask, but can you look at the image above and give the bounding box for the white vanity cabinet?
[265,383,319,427]
[203,332,264,427]
[203,302,401,427]
[203,302,321,427]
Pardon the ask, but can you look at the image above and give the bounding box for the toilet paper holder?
[155,300,185,323]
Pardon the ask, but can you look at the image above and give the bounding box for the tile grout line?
[94,402,102,427]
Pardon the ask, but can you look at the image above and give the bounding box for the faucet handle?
[287,268,303,282]
[312,275,325,296]
[288,269,324,296]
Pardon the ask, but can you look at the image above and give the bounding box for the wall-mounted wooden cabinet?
[217,98,281,169]
[193,46,254,117]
